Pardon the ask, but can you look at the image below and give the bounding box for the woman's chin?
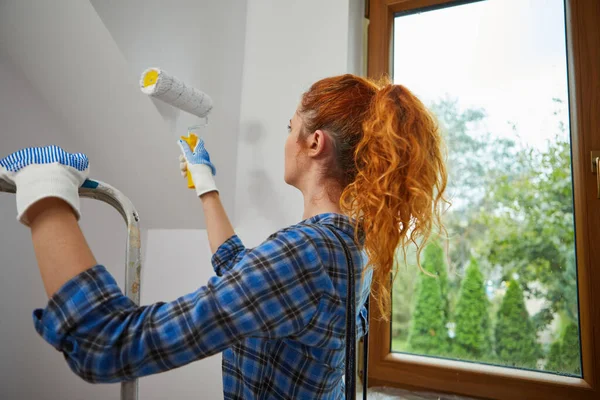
[283,174,299,190]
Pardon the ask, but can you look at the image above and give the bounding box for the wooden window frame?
[366,1,600,399]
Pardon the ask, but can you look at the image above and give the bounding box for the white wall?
[0,46,126,400]
[0,0,245,398]
[0,0,361,399]
[89,0,246,228]
[140,229,223,400]
[0,0,246,229]
[139,2,359,397]
[348,0,367,77]
[86,2,247,397]
[234,0,353,244]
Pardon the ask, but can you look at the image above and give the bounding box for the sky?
[393,0,569,150]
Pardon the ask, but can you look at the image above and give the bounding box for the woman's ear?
[308,129,328,157]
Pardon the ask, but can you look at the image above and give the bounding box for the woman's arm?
[200,191,235,253]
[33,227,329,383]
[26,192,238,297]
[178,137,237,254]
[201,191,252,276]
[1,146,95,298]
[24,192,237,296]
[27,198,96,298]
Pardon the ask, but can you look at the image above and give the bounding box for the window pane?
[391,0,582,376]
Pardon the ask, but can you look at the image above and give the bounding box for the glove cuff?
[188,164,218,198]
[14,164,84,226]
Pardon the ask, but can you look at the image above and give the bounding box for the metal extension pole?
[0,178,142,400]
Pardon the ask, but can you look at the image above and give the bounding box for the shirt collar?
[300,213,363,243]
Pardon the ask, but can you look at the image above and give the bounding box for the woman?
[0,74,447,399]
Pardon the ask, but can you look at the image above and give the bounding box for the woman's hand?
[178,136,218,198]
[0,145,89,226]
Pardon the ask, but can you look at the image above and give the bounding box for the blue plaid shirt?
[33,213,371,399]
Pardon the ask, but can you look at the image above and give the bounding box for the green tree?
[391,248,419,349]
[422,240,450,323]
[453,257,491,358]
[429,97,518,276]
[432,97,576,330]
[484,137,576,325]
[480,100,576,329]
[562,323,581,375]
[392,97,575,366]
[407,253,449,355]
[545,340,563,372]
[495,280,540,368]
[544,322,581,376]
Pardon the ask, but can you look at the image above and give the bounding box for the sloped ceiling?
[0,0,246,229]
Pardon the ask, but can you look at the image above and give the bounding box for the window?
[367,1,600,399]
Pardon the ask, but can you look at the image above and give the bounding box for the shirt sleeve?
[32,228,330,383]
[210,234,248,276]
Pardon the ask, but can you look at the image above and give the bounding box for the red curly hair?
[300,74,448,320]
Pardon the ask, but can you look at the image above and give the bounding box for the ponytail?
[301,75,449,321]
[341,83,448,320]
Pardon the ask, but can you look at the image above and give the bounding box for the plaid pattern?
[33,213,371,399]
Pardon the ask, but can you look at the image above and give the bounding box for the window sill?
[367,386,478,400]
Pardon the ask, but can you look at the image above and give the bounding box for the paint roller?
[140,67,213,189]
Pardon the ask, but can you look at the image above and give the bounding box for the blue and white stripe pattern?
[33,213,370,399]
[0,145,88,173]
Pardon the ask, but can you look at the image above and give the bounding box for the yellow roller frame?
[180,133,198,189]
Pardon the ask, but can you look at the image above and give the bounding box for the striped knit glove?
[178,137,218,197]
[0,146,89,226]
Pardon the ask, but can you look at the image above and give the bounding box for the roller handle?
[180,133,198,189]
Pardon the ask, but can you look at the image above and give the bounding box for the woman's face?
[284,109,307,188]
